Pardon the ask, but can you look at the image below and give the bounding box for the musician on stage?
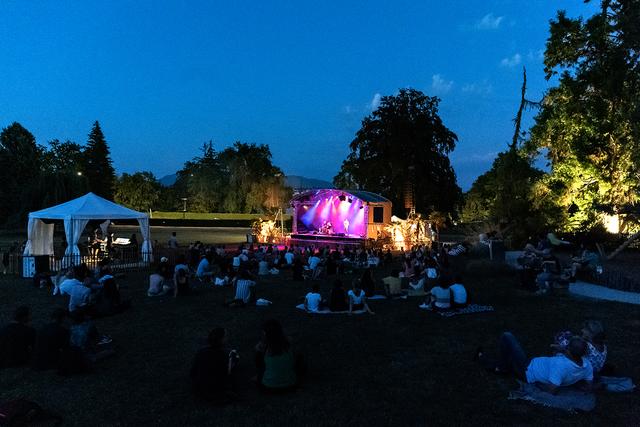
[343,219,350,235]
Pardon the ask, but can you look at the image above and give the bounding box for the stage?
[289,232,366,248]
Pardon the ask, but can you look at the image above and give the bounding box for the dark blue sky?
[0,1,597,189]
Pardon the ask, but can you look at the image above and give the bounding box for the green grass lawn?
[0,257,638,426]
[151,212,292,221]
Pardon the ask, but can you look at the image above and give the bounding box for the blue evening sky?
[0,1,598,189]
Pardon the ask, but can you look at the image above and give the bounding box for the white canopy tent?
[24,193,152,265]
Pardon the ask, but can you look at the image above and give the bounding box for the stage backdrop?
[290,189,392,240]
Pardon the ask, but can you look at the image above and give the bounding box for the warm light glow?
[603,214,619,234]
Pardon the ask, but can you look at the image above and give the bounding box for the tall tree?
[82,121,116,199]
[334,88,461,216]
[39,139,88,207]
[0,122,43,223]
[528,1,640,231]
[175,142,225,212]
[219,142,287,213]
[114,172,161,212]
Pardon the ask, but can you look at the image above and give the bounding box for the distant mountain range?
[158,173,333,190]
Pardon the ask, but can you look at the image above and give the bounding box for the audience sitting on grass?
[477,332,594,394]
[348,281,375,315]
[94,276,130,316]
[304,284,324,312]
[196,253,214,281]
[426,277,452,311]
[255,319,301,393]
[360,268,376,297]
[225,269,256,307]
[292,258,304,281]
[58,266,93,314]
[258,259,270,276]
[449,276,468,308]
[68,310,114,366]
[553,320,607,375]
[148,266,173,297]
[329,280,348,312]
[570,245,600,281]
[0,306,36,368]
[190,328,239,404]
[32,308,70,371]
[383,270,404,298]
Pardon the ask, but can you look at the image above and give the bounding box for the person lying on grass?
[190,328,239,404]
[348,280,374,315]
[304,284,324,312]
[477,332,594,395]
[553,320,607,376]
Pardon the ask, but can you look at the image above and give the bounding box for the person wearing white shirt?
[304,284,324,312]
[58,274,92,313]
[258,260,270,276]
[478,333,594,394]
[449,276,468,308]
[347,282,374,315]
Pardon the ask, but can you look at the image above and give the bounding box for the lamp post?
[181,198,188,219]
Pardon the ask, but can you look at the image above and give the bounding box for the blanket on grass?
[295,304,366,314]
[367,294,408,300]
[418,303,494,317]
[508,381,596,412]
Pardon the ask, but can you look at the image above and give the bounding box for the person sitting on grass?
[570,245,600,281]
[477,332,593,394]
[32,308,70,371]
[58,266,93,314]
[148,265,173,297]
[226,269,256,307]
[190,328,239,404]
[449,275,468,308]
[196,253,214,281]
[292,258,304,281]
[0,306,36,368]
[553,320,607,375]
[304,284,324,312]
[348,281,375,315]
[329,280,348,312]
[174,268,190,297]
[360,267,376,297]
[258,258,270,276]
[95,276,131,316]
[426,277,452,311]
[255,319,301,393]
[383,269,404,298]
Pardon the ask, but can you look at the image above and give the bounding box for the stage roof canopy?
[291,189,390,204]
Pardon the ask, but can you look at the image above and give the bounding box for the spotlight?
[338,194,346,202]
[347,198,353,203]
[359,205,364,210]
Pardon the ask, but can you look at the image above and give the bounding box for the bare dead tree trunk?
[606,231,640,261]
[510,67,527,150]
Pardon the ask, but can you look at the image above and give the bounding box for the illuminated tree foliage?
[334,88,461,217]
[528,0,640,231]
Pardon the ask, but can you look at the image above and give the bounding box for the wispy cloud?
[368,93,382,110]
[527,49,544,62]
[462,80,493,95]
[500,53,522,68]
[475,13,504,30]
[431,74,453,94]
[456,151,499,163]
